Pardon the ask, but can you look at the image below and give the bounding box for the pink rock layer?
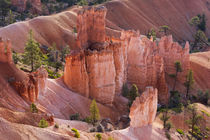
[129,87,158,128]
[64,6,190,105]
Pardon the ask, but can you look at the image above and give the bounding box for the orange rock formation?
[64,6,190,105]
[129,87,158,128]
[76,6,107,48]
[0,38,12,64]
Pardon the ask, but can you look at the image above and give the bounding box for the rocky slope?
[1,0,210,52]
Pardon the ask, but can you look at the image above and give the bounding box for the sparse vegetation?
[90,99,100,125]
[147,28,157,41]
[172,61,182,91]
[38,118,49,128]
[96,133,102,140]
[159,25,170,35]
[70,113,80,120]
[71,128,80,138]
[128,84,139,107]
[30,103,38,113]
[22,30,43,72]
[122,83,129,97]
[54,123,59,128]
[176,129,184,135]
[184,69,194,99]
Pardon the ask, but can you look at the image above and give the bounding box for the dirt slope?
[104,0,210,41]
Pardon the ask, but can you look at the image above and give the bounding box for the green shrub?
[165,122,172,131]
[70,113,80,120]
[83,116,91,123]
[54,123,59,128]
[30,103,38,113]
[71,128,80,138]
[165,131,171,140]
[38,118,48,128]
[108,137,114,140]
[206,127,210,131]
[176,129,184,135]
[96,133,102,140]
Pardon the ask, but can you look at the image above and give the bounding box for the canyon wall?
[76,6,107,49]
[64,6,190,106]
[158,35,190,83]
[0,38,12,64]
[129,87,158,128]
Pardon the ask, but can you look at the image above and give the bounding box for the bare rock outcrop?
[0,38,12,64]
[12,67,48,102]
[129,87,158,128]
[76,6,107,48]
[64,6,190,106]
[158,35,190,83]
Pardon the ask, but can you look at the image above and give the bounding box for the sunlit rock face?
[76,6,107,49]
[158,35,190,83]
[0,38,12,64]
[129,87,158,128]
[64,6,190,106]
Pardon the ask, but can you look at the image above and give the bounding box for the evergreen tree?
[30,103,38,113]
[90,99,100,125]
[38,118,48,128]
[159,25,170,35]
[129,84,139,101]
[184,69,194,99]
[147,28,157,41]
[193,30,207,50]
[173,61,182,91]
[0,0,11,24]
[22,30,43,72]
[197,14,206,32]
[189,16,200,28]
[60,45,70,62]
[160,109,170,129]
[186,104,202,139]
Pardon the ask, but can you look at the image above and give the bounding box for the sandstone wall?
[76,6,107,48]
[0,38,12,64]
[129,87,158,128]
[126,35,168,104]
[64,51,89,97]
[64,6,190,106]
[158,35,190,83]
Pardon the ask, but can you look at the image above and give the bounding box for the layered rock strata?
[129,87,158,128]
[64,6,190,105]
[0,38,12,64]
[76,6,107,48]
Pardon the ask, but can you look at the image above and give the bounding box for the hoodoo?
[64,6,190,105]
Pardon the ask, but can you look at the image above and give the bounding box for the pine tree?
[186,104,202,139]
[22,30,43,72]
[129,84,139,101]
[38,118,48,128]
[90,99,100,125]
[60,45,70,62]
[30,103,38,113]
[159,25,170,35]
[0,0,11,24]
[173,61,182,91]
[184,69,194,99]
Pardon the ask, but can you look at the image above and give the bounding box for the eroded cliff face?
[129,87,158,128]
[64,6,190,106]
[0,38,12,64]
[76,6,107,48]
[158,35,190,83]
